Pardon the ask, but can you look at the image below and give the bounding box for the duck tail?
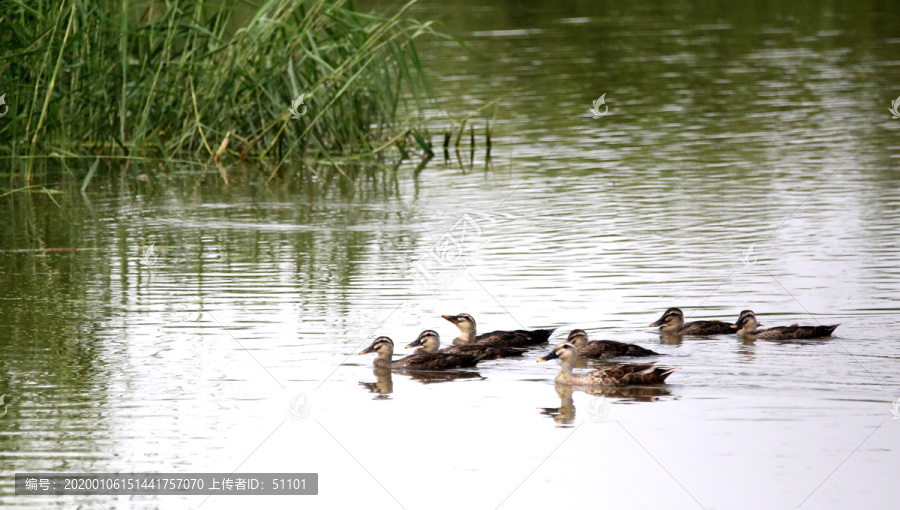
[533,328,556,343]
[818,324,840,336]
[657,366,681,381]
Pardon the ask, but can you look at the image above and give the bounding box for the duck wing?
[754,324,839,340]
[441,344,526,359]
[393,352,479,370]
[580,340,659,358]
[678,320,734,335]
[590,363,679,386]
[474,328,556,347]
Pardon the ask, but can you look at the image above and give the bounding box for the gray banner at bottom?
[15,473,317,495]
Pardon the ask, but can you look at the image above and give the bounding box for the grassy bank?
[0,0,436,181]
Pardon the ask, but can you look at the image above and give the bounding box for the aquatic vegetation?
[0,0,437,180]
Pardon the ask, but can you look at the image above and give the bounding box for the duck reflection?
[736,334,757,360]
[359,367,484,398]
[539,384,576,425]
[402,370,484,384]
[359,367,393,399]
[657,332,684,346]
[539,384,673,426]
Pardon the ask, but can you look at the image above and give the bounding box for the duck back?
[753,324,839,340]
[393,352,480,370]
[475,328,556,347]
[677,320,734,335]
[579,340,659,358]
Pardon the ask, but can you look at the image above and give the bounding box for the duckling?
[442,313,555,348]
[359,336,480,370]
[566,329,659,358]
[732,311,839,340]
[537,342,679,387]
[406,330,525,359]
[650,307,734,335]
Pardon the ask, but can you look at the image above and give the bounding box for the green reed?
[0,0,436,181]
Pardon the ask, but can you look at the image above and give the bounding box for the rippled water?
[3,0,900,508]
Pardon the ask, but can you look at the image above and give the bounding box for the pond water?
[2,0,900,508]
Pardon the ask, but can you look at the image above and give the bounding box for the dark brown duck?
[733,311,839,340]
[442,313,555,348]
[650,307,735,335]
[359,336,480,370]
[406,330,525,360]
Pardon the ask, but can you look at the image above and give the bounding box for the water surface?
[2,0,900,508]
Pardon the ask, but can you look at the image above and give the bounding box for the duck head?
[442,313,477,343]
[565,329,589,349]
[732,312,759,334]
[650,307,684,331]
[538,341,578,363]
[406,330,440,353]
[360,336,394,356]
[442,313,475,329]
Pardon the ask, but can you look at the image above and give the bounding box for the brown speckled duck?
[359,336,480,370]
[406,330,525,359]
[537,342,679,387]
[565,329,659,358]
[442,313,555,348]
[733,311,839,340]
[650,307,735,335]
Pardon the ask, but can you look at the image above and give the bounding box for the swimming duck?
[442,313,555,348]
[565,329,659,358]
[406,330,525,359]
[359,336,480,370]
[650,307,734,335]
[537,342,679,387]
[732,311,839,340]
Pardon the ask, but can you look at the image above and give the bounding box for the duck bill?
[537,350,560,362]
[442,314,459,324]
[359,345,376,354]
[405,338,423,349]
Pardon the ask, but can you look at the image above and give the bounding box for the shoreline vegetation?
[0,0,495,185]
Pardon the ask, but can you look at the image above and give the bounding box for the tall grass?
[0,0,436,181]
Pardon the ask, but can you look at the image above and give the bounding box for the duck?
[537,342,679,387]
[732,311,839,340]
[649,307,735,335]
[359,336,480,370]
[442,313,555,348]
[565,329,659,358]
[405,330,525,359]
